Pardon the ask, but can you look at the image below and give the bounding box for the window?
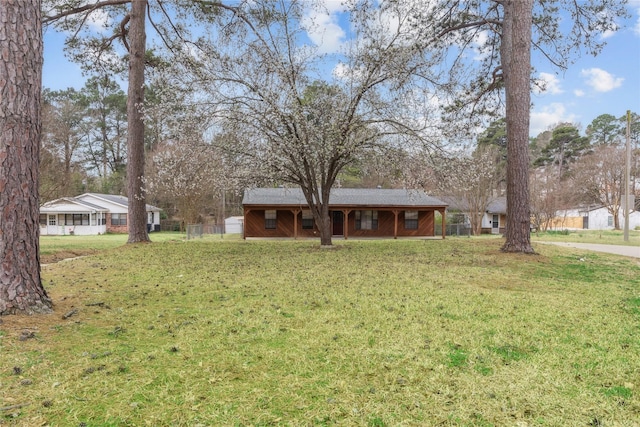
[607,216,613,227]
[65,214,89,225]
[111,213,127,226]
[302,210,314,229]
[355,210,378,230]
[48,215,56,226]
[405,211,418,230]
[265,210,277,229]
[39,214,47,225]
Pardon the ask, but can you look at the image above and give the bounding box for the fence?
[434,222,471,237]
[185,224,225,240]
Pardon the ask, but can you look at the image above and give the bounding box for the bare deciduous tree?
[146,141,225,226]
[573,144,636,230]
[172,0,440,246]
[407,146,503,236]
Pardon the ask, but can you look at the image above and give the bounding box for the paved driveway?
[537,242,640,259]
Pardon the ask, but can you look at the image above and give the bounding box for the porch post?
[441,208,446,239]
[292,209,300,239]
[392,210,399,239]
[343,209,351,240]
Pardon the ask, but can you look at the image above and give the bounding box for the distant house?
[552,205,640,230]
[441,196,507,234]
[242,187,448,239]
[40,193,162,236]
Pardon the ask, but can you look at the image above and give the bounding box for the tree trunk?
[318,203,333,246]
[126,0,150,244]
[471,214,482,236]
[0,0,53,315]
[613,209,620,230]
[500,0,535,254]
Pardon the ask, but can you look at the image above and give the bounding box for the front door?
[332,211,344,236]
[491,214,499,234]
[47,215,58,235]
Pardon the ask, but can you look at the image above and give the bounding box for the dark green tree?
[534,124,591,180]
[586,114,623,146]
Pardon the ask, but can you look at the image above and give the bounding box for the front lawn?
[531,228,640,246]
[2,238,639,426]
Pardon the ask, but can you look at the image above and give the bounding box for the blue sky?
[42,1,640,137]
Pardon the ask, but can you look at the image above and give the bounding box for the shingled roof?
[242,188,448,208]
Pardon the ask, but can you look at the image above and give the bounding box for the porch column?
[343,209,351,240]
[292,209,300,239]
[440,208,446,239]
[392,210,399,239]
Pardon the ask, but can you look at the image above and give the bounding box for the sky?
[42,1,640,138]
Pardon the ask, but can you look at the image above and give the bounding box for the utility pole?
[624,110,631,242]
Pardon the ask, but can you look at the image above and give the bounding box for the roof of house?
[77,193,162,211]
[487,197,507,214]
[440,196,507,214]
[40,197,109,213]
[242,187,448,208]
[41,194,161,212]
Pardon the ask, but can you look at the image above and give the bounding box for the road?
[536,242,640,259]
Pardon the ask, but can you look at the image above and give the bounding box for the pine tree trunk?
[126,0,151,244]
[501,0,535,254]
[0,0,53,314]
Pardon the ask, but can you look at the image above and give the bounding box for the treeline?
[40,74,639,233]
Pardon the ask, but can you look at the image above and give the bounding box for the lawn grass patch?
[1,237,639,425]
[531,229,640,246]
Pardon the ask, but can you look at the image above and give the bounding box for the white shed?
[224,216,244,234]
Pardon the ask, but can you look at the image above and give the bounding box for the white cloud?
[574,89,585,97]
[580,68,624,92]
[86,9,110,32]
[530,103,578,136]
[533,72,563,95]
[472,30,492,61]
[332,62,368,83]
[319,0,346,14]
[74,0,111,32]
[635,8,640,36]
[302,5,346,54]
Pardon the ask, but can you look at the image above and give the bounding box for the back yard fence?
[186,224,224,240]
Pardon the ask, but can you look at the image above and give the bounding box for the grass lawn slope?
[1,236,639,426]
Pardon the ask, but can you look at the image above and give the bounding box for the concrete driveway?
[537,242,640,259]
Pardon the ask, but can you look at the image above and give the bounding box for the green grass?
[531,229,640,246]
[1,236,639,425]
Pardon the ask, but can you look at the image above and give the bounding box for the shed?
[224,216,244,234]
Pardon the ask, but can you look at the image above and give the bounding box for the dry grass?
[1,236,639,426]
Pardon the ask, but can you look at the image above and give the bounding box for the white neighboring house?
[442,196,507,234]
[554,205,640,230]
[40,193,162,236]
